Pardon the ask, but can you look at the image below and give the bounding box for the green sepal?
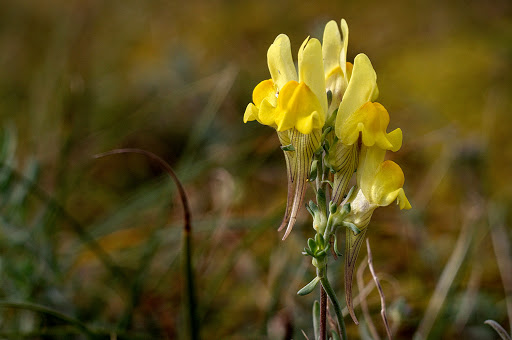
[314,146,324,156]
[297,276,321,296]
[321,180,334,188]
[309,159,318,182]
[280,144,295,151]
[307,238,317,252]
[329,201,337,214]
[342,221,361,235]
[344,185,357,202]
[321,126,333,142]
[314,233,325,247]
[305,202,314,216]
[308,200,319,214]
[315,249,326,258]
[323,140,331,153]
[326,108,338,127]
[333,234,342,257]
[302,248,315,257]
[341,202,351,215]
[316,187,327,212]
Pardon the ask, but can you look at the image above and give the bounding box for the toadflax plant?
[244,19,411,339]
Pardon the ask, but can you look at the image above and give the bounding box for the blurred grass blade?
[413,210,477,340]
[0,301,96,338]
[95,148,199,340]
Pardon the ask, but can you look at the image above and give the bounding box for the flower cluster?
[244,19,411,323]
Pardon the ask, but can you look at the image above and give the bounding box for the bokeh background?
[0,0,511,339]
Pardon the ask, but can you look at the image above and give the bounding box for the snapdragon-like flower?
[336,53,403,151]
[244,31,331,239]
[330,53,405,206]
[244,18,412,333]
[343,146,411,323]
[323,19,350,115]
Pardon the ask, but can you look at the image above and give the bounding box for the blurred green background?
[0,0,511,339]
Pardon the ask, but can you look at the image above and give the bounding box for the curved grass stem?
[95,149,198,340]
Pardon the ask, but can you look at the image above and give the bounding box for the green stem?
[320,276,348,340]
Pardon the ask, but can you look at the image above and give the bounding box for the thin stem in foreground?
[95,149,198,340]
[320,275,347,340]
[320,285,327,340]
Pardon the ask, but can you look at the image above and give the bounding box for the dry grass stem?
[489,206,512,334]
[366,239,392,340]
[484,320,512,340]
[356,255,381,340]
[454,263,482,330]
[413,207,479,340]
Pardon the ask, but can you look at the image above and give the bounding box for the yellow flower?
[244,34,327,134]
[343,145,411,324]
[319,20,359,206]
[335,53,403,151]
[323,19,351,115]
[244,31,330,239]
[330,53,402,205]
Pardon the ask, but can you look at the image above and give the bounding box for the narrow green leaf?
[297,276,321,296]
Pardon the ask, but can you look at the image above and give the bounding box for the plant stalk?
[320,275,347,340]
[320,285,327,340]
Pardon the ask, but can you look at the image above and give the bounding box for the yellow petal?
[340,19,349,79]
[325,67,345,113]
[335,53,378,138]
[322,20,342,78]
[396,188,412,210]
[338,102,402,150]
[387,128,403,152]
[357,145,386,196]
[369,160,411,208]
[345,61,353,83]
[243,103,259,123]
[258,97,280,128]
[298,38,328,116]
[273,81,325,134]
[252,79,277,107]
[267,34,298,90]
